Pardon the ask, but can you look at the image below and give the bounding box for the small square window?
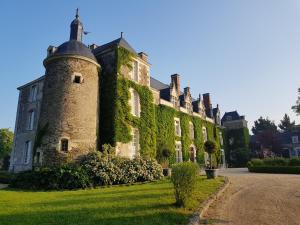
[74,75,81,84]
[61,139,69,152]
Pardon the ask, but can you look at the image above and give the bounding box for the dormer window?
[227,116,232,121]
[171,96,178,108]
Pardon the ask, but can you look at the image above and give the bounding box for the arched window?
[202,127,208,142]
[130,89,140,117]
[131,128,140,158]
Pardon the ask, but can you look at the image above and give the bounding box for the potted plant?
[204,140,218,179]
[160,148,172,176]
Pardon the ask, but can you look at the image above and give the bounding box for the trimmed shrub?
[248,166,300,174]
[10,165,91,190]
[289,158,300,166]
[0,171,14,184]
[263,158,287,166]
[171,162,199,207]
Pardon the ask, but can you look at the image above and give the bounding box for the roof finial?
[76,8,79,19]
[121,32,123,38]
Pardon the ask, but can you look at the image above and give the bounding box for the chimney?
[171,74,180,95]
[184,87,190,96]
[203,93,212,109]
[138,52,148,62]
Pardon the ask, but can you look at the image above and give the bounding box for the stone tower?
[37,10,100,166]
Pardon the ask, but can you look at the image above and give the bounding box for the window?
[74,75,81,84]
[174,118,181,136]
[226,116,232,121]
[175,141,182,163]
[130,89,140,117]
[202,127,208,142]
[61,139,69,152]
[29,85,38,102]
[24,140,32,164]
[131,128,140,158]
[189,122,194,140]
[292,136,299,144]
[132,60,139,82]
[27,110,35,130]
[219,132,224,146]
[186,103,192,113]
[171,96,178,108]
[189,146,196,162]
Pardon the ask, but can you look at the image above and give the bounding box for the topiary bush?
[204,140,217,169]
[171,162,199,207]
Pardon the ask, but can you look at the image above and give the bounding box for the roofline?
[44,54,100,68]
[17,75,45,90]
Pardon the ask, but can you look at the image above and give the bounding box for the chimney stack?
[171,74,180,95]
[203,93,212,109]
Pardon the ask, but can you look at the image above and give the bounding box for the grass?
[0,176,224,225]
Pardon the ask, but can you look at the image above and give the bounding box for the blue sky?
[1,0,300,131]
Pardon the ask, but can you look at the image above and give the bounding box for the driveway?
[201,168,300,225]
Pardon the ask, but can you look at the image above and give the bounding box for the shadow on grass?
[0,206,189,225]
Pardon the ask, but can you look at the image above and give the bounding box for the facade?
[10,11,223,172]
[221,111,250,167]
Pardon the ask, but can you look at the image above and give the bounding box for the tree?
[252,117,277,135]
[0,128,14,170]
[251,117,280,156]
[0,129,14,158]
[278,114,295,132]
[292,88,300,115]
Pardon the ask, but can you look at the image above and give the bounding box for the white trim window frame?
[130,88,141,117]
[189,122,194,140]
[131,128,140,159]
[132,60,139,83]
[174,117,181,137]
[202,126,208,142]
[175,141,183,163]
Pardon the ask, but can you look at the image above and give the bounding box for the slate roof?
[53,40,96,61]
[150,77,169,90]
[93,37,137,55]
[221,111,242,123]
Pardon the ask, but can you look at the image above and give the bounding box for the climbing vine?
[99,45,223,164]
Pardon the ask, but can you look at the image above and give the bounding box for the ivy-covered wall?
[99,46,223,163]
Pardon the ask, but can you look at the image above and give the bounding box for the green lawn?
[0,176,224,225]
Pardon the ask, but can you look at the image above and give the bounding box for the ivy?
[99,45,223,165]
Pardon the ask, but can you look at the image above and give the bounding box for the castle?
[9,10,223,172]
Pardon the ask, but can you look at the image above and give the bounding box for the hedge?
[248,166,300,174]
[0,171,14,184]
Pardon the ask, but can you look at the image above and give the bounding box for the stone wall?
[9,78,44,172]
[38,56,99,166]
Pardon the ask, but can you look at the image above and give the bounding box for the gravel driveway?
[201,168,300,225]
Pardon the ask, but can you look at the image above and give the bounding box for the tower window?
[74,75,81,84]
[61,139,69,152]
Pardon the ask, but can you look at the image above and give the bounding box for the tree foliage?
[0,128,14,158]
[278,114,295,132]
[292,88,300,115]
[252,117,277,135]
